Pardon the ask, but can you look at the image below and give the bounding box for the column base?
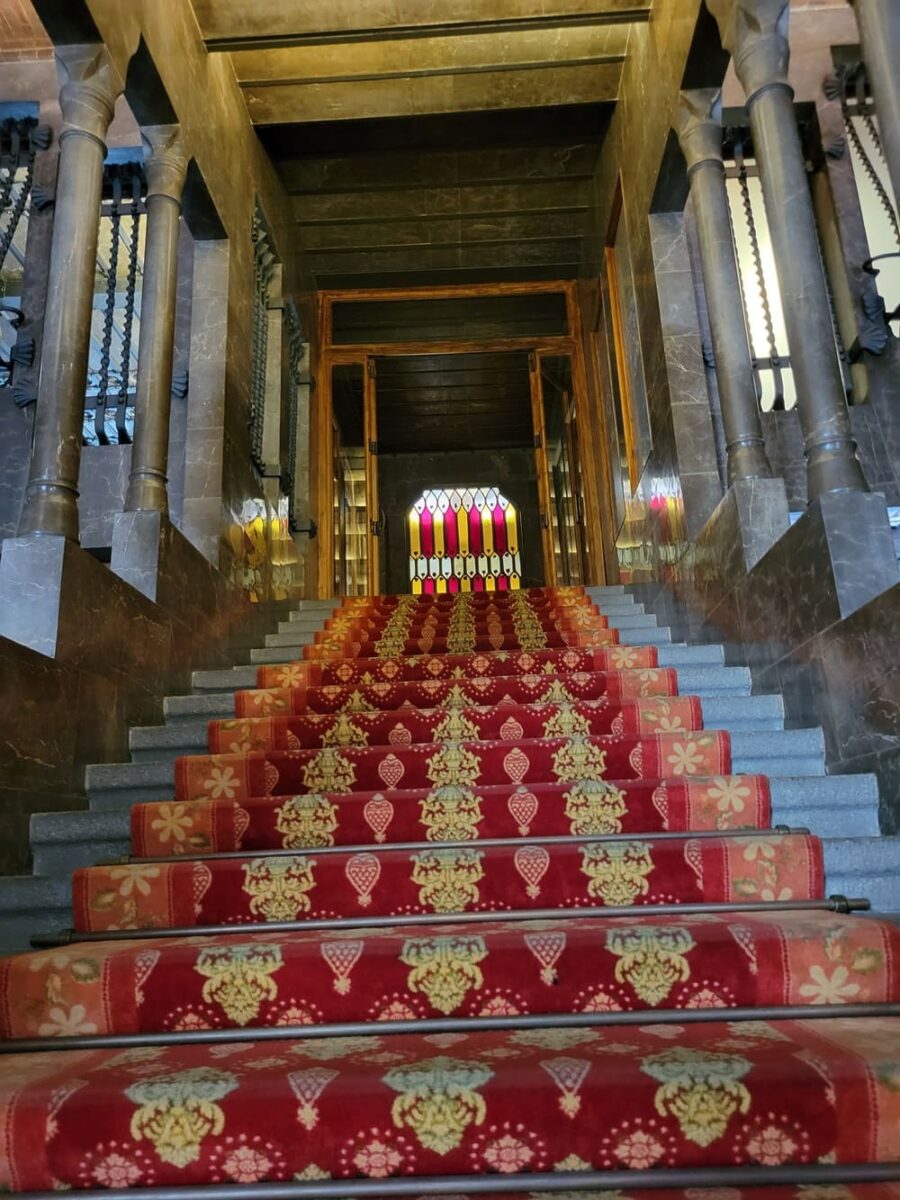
[0,535,68,657]
[719,476,792,572]
[803,491,898,619]
[110,510,166,602]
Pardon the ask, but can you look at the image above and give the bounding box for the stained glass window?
[408,486,521,594]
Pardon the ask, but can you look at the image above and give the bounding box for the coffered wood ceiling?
[190,1,643,287]
[193,0,645,124]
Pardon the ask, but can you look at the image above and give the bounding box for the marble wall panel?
[0,525,292,872]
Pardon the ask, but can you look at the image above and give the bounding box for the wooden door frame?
[313,281,609,597]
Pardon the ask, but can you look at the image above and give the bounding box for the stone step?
[823,836,900,912]
[658,643,724,666]
[29,772,879,878]
[190,642,730,692]
[276,600,650,637]
[264,630,331,648]
[84,727,828,810]
[0,874,72,956]
[193,665,260,692]
[164,664,753,721]
[250,643,317,663]
[585,584,627,596]
[31,809,132,876]
[770,773,880,837]
[130,693,787,763]
[675,665,750,695]
[278,618,336,635]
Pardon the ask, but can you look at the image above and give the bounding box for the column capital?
[676,89,724,172]
[142,124,188,203]
[56,44,119,146]
[707,0,791,101]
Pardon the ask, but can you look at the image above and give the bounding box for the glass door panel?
[536,353,587,586]
[331,362,369,596]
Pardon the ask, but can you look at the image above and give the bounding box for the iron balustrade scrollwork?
[84,157,147,446]
[824,58,900,356]
[0,115,52,406]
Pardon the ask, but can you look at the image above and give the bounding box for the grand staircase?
[0,584,898,1195]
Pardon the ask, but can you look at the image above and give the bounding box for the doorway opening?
[316,283,605,598]
[408,486,521,594]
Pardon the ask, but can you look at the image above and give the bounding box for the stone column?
[17,46,119,540]
[849,0,900,207]
[708,0,868,498]
[124,125,188,513]
[676,88,774,485]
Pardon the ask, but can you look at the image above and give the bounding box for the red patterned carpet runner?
[1,586,898,1194]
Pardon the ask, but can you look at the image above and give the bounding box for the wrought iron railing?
[0,114,51,407]
[250,202,277,474]
[824,57,900,354]
[83,155,146,446]
[721,121,853,411]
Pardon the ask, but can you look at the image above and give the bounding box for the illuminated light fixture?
[408,486,521,595]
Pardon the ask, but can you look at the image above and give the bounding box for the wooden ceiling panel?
[244,61,622,124]
[231,25,630,85]
[189,0,630,285]
[374,351,533,454]
[193,0,649,48]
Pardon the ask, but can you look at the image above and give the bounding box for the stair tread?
[0,1014,897,1190]
[4,910,898,1039]
[6,583,899,1196]
[71,832,824,933]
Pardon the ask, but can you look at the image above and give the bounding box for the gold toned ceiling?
[191,0,648,123]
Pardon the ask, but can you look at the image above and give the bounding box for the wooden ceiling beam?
[292,179,593,223]
[276,143,600,194]
[231,25,629,86]
[194,0,650,50]
[244,62,622,124]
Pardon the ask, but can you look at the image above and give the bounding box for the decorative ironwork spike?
[30,184,54,210]
[171,368,189,399]
[30,124,51,151]
[823,134,846,159]
[10,336,34,366]
[12,383,36,407]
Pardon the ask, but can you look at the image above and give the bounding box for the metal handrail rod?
[3,1001,897,1056]
[31,895,869,948]
[123,824,805,865]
